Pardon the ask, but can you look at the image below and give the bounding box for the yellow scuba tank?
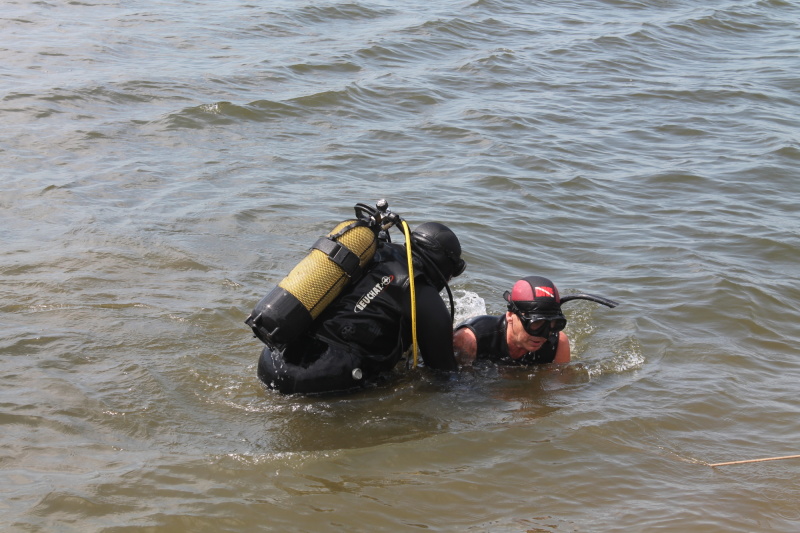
[246,218,379,348]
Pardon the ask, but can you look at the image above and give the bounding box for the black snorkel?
[560,293,619,308]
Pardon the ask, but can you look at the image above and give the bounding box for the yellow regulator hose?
[400,220,419,368]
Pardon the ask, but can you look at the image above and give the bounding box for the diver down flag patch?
[535,286,555,298]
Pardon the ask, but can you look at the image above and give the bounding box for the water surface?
[2,0,800,531]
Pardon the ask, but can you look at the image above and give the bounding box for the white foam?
[452,290,487,325]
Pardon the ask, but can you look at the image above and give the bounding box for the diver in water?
[453,275,617,366]
[255,221,466,395]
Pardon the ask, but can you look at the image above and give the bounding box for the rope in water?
[708,454,800,467]
[400,220,418,368]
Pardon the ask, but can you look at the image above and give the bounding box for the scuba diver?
[245,201,466,395]
[453,275,618,366]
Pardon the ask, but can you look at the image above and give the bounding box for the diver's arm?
[414,283,459,371]
[453,327,477,366]
[553,331,571,363]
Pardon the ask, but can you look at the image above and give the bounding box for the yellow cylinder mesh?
[278,220,377,318]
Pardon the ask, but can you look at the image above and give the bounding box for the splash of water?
[452,289,487,325]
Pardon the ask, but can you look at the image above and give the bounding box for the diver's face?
[508,312,547,352]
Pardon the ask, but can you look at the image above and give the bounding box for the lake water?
[2,0,799,531]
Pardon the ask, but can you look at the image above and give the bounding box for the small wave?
[161,99,301,128]
[287,60,361,75]
[585,336,644,378]
[355,17,503,65]
[413,16,505,43]
[674,8,770,36]
[773,144,800,161]
[290,3,394,24]
[159,81,445,130]
[290,82,440,119]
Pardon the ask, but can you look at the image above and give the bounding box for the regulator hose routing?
[400,220,419,368]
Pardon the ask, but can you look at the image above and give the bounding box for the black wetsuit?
[258,242,458,394]
[456,315,559,365]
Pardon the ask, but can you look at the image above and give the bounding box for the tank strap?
[312,237,362,278]
[328,220,366,240]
